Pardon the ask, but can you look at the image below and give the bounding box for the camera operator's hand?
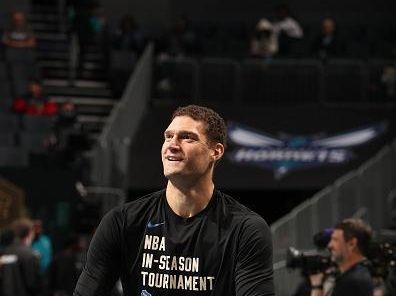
[309,272,324,296]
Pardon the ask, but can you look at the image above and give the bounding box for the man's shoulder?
[109,189,165,218]
[216,190,268,225]
[5,244,38,260]
[124,189,165,208]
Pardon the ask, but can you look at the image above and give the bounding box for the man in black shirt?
[0,218,42,296]
[309,218,374,296]
[73,105,274,296]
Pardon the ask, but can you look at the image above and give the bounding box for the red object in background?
[12,97,28,113]
[12,97,58,116]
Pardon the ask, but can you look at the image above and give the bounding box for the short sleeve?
[235,216,275,296]
[73,208,123,296]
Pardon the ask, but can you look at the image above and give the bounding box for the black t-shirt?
[73,189,274,296]
[332,261,373,296]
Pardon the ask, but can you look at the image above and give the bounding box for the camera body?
[286,247,333,275]
[286,228,396,277]
[367,241,396,278]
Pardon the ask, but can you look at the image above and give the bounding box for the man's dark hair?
[334,218,372,256]
[172,105,227,148]
[11,218,34,240]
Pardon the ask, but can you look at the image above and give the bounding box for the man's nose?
[167,136,181,148]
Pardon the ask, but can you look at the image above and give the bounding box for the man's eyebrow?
[164,130,199,138]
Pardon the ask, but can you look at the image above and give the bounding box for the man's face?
[322,19,335,35]
[12,12,25,27]
[28,82,42,97]
[328,229,349,264]
[161,116,217,182]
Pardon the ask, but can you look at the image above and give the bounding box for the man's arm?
[309,272,325,296]
[73,209,123,296]
[2,32,36,48]
[235,216,275,296]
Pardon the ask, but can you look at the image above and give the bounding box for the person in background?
[112,14,146,54]
[50,233,86,296]
[272,4,303,56]
[0,218,42,296]
[157,15,201,59]
[2,11,36,49]
[311,18,346,60]
[12,80,58,116]
[32,219,53,274]
[250,18,278,61]
[309,218,374,296]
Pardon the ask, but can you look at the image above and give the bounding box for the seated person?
[112,14,146,53]
[2,11,36,49]
[311,18,346,60]
[12,80,58,116]
[156,15,201,59]
[250,18,278,60]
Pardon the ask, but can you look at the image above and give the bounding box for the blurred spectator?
[49,100,78,153]
[311,18,346,60]
[69,0,103,71]
[1,11,36,49]
[157,15,201,59]
[49,233,85,296]
[272,4,303,56]
[47,100,91,170]
[0,218,42,296]
[12,80,58,116]
[31,219,53,275]
[250,18,278,61]
[56,100,78,133]
[112,14,146,53]
[381,64,396,99]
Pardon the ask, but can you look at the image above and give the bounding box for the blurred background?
[0,0,395,295]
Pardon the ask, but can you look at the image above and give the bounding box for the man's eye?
[182,134,196,141]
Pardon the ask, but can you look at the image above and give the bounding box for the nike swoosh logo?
[147,221,165,229]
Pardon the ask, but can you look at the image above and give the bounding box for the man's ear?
[348,237,358,251]
[212,143,225,161]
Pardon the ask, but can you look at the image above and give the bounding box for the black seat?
[241,59,321,103]
[323,59,366,103]
[22,115,55,132]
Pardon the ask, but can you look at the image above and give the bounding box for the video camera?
[286,227,396,277]
[286,228,334,274]
[286,247,333,274]
[367,229,396,278]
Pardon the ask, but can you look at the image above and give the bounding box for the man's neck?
[339,255,365,273]
[166,178,215,218]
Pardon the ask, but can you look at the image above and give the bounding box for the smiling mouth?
[165,156,183,161]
